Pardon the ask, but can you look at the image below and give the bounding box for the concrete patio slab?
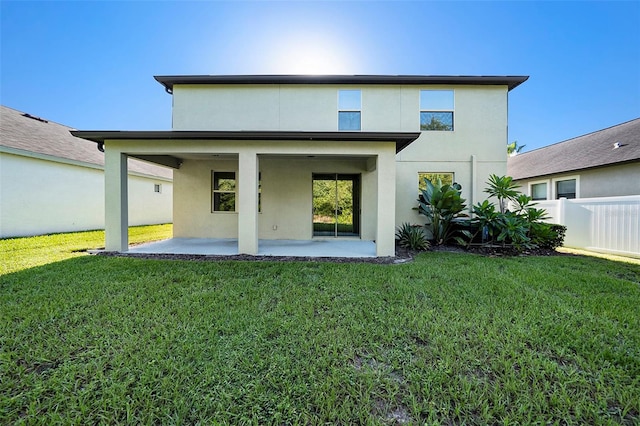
[128,238,377,258]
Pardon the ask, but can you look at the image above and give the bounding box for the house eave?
[70,130,421,154]
[154,75,529,93]
[510,158,640,181]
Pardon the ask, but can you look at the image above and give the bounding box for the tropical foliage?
[507,140,526,156]
[459,175,565,251]
[417,178,468,245]
[395,222,430,251]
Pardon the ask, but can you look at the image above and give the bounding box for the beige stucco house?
[0,105,173,238]
[72,75,527,256]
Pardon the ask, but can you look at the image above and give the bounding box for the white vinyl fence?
[535,195,640,258]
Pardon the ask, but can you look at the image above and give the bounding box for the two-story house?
[72,75,527,257]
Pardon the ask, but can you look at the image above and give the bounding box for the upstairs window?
[420,90,454,131]
[338,90,361,131]
[212,171,236,212]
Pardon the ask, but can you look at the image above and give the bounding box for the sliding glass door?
[312,174,360,237]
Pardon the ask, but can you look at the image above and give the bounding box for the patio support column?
[376,150,397,257]
[238,150,259,255]
[104,149,128,252]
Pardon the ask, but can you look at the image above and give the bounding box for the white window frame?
[337,89,361,131]
[528,179,550,201]
[551,175,580,199]
[211,171,237,213]
[419,89,454,131]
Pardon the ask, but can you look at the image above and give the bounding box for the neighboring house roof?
[0,105,172,179]
[155,74,529,93]
[508,118,640,181]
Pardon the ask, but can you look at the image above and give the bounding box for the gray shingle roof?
[0,105,172,179]
[508,118,640,180]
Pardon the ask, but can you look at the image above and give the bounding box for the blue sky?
[1,0,639,152]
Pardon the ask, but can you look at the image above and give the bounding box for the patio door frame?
[312,173,361,238]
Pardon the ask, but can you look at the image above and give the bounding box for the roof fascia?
[0,145,173,181]
[154,75,529,93]
[511,158,640,181]
[0,145,104,171]
[70,130,421,154]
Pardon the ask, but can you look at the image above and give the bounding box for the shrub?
[458,175,565,253]
[395,223,430,251]
[418,178,468,245]
[536,223,567,249]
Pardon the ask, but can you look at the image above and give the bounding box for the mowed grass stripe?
[1,228,639,424]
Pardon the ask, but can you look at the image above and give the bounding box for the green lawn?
[1,228,639,424]
[0,224,172,275]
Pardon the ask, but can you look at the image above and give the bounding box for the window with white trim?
[338,90,361,131]
[212,171,236,212]
[420,90,454,131]
[555,178,577,199]
[530,182,547,200]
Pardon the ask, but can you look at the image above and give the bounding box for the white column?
[105,150,128,252]
[238,150,259,255]
[376,149,397,257]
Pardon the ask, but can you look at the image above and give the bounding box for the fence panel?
[535,195,640,258]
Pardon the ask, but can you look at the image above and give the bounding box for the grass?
[1,228,639,424]
[0,224,172,275]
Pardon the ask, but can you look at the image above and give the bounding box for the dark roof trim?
[154,75,529,93]
[70,130,421,154]
[510,158,640,182]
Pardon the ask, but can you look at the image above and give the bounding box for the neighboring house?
[0,105,173,238]
[72,74,527,256]
[508,118,640,200]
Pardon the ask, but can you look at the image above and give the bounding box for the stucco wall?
[394,86,508,225]
[0,152,173,238]
[172,84,509,228]
[514,163,640,200]
[173,156,378,240]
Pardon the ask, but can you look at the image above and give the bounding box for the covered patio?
[71,130,419,257]
[128,238,377,257]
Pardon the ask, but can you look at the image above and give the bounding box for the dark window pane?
[214,172,236,190]
[214,192,235,211]
[420,112,453,131]
[556,179,576,199]
[339,111,361,131]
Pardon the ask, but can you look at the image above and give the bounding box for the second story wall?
[171,84,509,163]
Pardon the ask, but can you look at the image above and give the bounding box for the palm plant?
[484,174,519,214]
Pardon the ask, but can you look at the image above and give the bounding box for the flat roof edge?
[70,130,421,153]
[154,75,529,92]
